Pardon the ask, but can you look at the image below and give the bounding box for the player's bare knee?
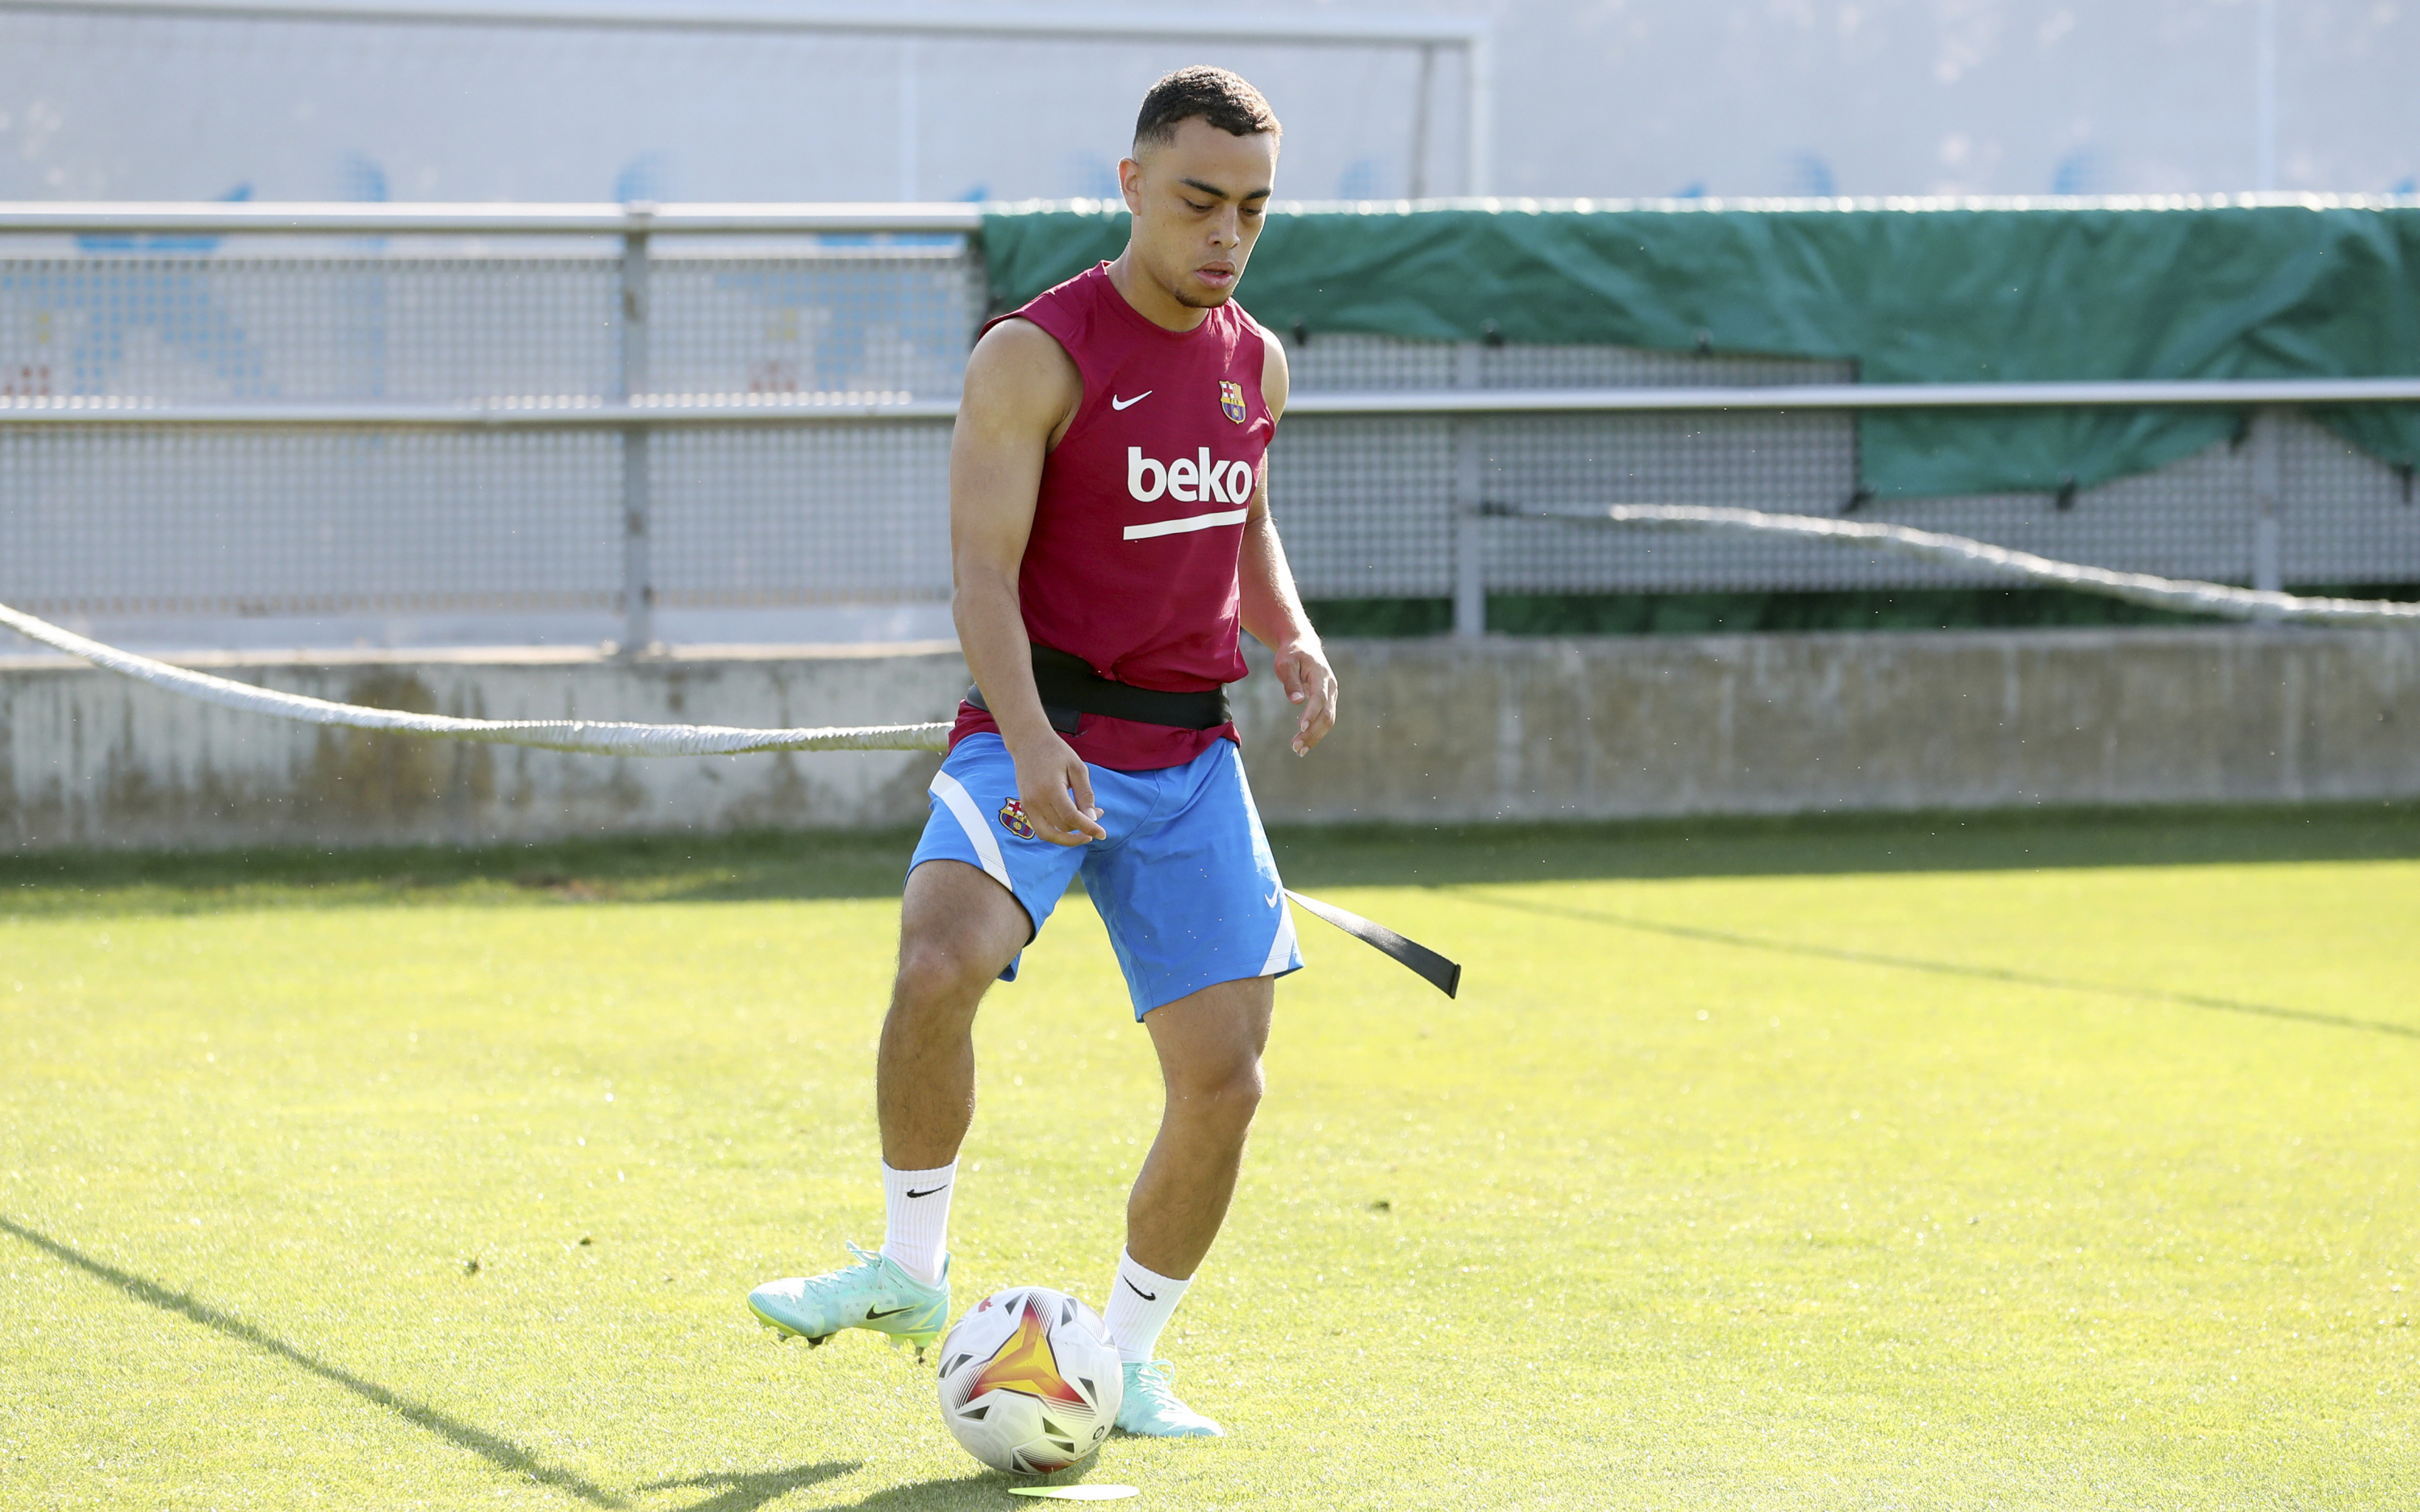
[1172,1056,1264,1133]
[890,935,997,1023]
[1216,1066,1265,1128]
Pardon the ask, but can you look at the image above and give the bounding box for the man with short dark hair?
[748,66,1333,1439]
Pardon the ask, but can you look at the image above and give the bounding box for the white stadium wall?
[0,0,2414,206]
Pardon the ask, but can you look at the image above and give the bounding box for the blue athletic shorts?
[908,731,1303,1018]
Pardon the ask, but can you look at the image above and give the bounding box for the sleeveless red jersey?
[949,262,1276,772]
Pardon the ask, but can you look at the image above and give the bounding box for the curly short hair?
[1133,66,1281,151]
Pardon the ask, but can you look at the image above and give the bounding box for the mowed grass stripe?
[3,817,2417,1509]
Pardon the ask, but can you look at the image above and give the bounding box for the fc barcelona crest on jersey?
[1218,379,1247,424]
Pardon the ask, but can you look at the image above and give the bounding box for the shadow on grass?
[634,1462,858,1512]
[3,802,2416,918]
[0,1215,627,1508]
[1459,889,2420,1043]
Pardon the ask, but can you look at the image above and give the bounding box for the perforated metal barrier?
[1279,335,2420,603]
[1280,338,1867,601]
[0,244,972,643]
[4,232,2417,651]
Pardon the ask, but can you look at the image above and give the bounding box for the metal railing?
[5,202,2418,644]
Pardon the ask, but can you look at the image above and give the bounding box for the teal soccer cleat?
[747,1242,950,1356]
[1115,1360,1225,1438]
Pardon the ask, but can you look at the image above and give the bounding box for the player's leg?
[749,733,1081,1355]
[1085,740,1299,1435]
[747,860,1028,1353]
[878,856,1033,1174]
[1124,975,1275,1276]
[872,856,1033,1276]
[1105,977,1277,1437]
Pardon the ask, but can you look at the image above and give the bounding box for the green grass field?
[6,808,2418,1510]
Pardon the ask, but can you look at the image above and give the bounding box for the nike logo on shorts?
[905,1185,949,1199]
[1124,1277,1158,1302]
[1264,887,1280,908]
[1111,391,1153,410]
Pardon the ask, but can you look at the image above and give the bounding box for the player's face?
[1119,117,1279,310]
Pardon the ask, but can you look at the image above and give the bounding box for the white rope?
[0,602,952,755]
[1544,503,2420,628]
[15,506,2410,754]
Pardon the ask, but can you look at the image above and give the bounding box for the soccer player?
[746,67,1333,1439]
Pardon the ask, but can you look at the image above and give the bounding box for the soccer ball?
[936,1285,1123,1476]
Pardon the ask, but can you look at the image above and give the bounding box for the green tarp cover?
[979,202,2420,501]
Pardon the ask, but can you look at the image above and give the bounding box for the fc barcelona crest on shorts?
[998,798,1036,839]
[1219,379,1246,424]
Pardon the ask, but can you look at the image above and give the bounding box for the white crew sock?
[1101,1249,1191,1364]
[879,1160,956,1287]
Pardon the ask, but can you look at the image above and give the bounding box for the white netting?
[1544,504,2420,627]
[0,601,951,754]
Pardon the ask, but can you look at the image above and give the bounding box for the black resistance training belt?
[1285,890,1463,999]
[964,642,1230,734]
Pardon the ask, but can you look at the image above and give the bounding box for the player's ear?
[1118,156,1145,215]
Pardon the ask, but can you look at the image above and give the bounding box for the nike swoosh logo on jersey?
[1124,1277,1158,1302]
[905,1185,949,1199]
[1264,887,1280,908]
[1111,391,1153,410]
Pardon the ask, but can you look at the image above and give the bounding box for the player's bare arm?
[947,318,1106,848]
[1236,335,1337,756]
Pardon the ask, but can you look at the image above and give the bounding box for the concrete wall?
[6,627,2418,852]
[0,642,967,852]
[1229,628,2420,823]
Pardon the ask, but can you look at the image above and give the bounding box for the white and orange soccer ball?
[935,1286,1123,1476]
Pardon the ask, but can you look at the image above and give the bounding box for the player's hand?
[1012,734,1108,846]
[1272,636,1337,756]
